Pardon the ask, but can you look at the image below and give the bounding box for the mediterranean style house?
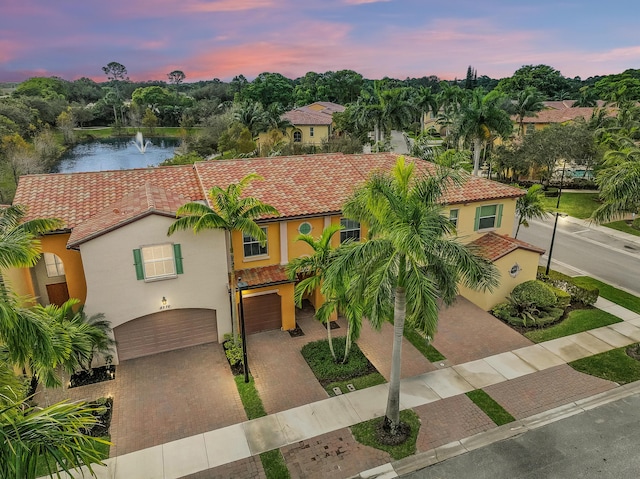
[256,101,344,151]
[8,153,543,363]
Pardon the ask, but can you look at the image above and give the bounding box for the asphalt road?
[403,393,640,478]
[517,216,640,295]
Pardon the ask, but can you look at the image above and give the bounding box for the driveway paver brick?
[179,456,266,479]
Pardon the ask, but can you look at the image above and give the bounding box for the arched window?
[44,252,65,277]
[293,131,302,142]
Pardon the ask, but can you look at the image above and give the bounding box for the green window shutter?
[496,204,503,228]
[133,249,144,280]
[474,207,481,231]
[174,243,184,274]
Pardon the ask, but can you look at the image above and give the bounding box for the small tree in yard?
[515,184,549,238]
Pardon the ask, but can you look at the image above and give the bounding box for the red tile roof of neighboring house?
[519,106,614,124]
[470,232,545,261]
[195,153,525,219]
[282,102,345,126]
[67,182,188,248]
[13,165,202,229]
[236,264,292,288]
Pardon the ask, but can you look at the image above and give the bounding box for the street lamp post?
[545,162,567,275]
[237,279,250,383]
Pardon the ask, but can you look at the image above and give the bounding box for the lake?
[54,137,181,173]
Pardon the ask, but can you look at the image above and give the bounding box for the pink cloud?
[185,0,276,12]
[343,0,391,4]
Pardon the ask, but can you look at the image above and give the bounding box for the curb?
[353,381,640,478]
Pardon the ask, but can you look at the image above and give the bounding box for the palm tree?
[455,89,513,176]
[515,184,550,238]
[233,101,266,137]
[379,88,415,136]
[412,86,438,132]
[0,394,110,479]
[325,157,498,435]
[512,87,545,136]
[286,224,364,363]
[168,174,279,339]
[592,145,640,227]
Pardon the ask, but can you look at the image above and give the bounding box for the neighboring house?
[8,153,543,363]
[256,102,345,151]
[516,100,611,135]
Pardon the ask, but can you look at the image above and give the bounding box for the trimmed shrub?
[510,280,557,309]
[537,267,599,306]
[492,301,517,322]
[551,286,571,309]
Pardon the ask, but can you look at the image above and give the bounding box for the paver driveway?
[40,342,246,457]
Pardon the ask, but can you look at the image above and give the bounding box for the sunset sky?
[2,0,639,83]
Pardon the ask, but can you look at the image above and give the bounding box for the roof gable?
[470,232,545,261]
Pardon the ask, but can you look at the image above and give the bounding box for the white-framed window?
[293,131,302,142]
[309,127,314,137]
[526,123,535,134]
[243,227,268,257]
[44,252,65,277]
[133,243,183,281]
[474,204,503,231]
[449,209,459,228]
[340,218,360,243]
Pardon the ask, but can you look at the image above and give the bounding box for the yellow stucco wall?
[2,266,35,299]
[446,198,517,243]
[459,248,541,311]
[41,234,87,303]
[233,222,281,269]
[287,218,326,260]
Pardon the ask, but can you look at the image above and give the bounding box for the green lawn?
[572,276,640,315]
[541,192,600,219]
[524,308,621,343]
[570,345,640,384]
[260,449,291,479]
[603,220,640,237]
[351,409,421,460]
[403,327,446,362]
[466,390,515,426]
[325,372,386,397]
[75,126,188,140]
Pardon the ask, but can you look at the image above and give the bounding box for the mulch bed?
[69,366,116,388]
[288,323,305,337]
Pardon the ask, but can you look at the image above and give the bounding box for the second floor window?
[309,127,314,137]
[44,252,65,277]
[475,204,503,230]
[449,209,459,228]
[243,227,268,257]
[340,218,360,243]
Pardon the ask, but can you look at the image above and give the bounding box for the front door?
[46,282,70,306]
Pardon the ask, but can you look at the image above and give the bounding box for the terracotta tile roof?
[307,102,346,113]
[283,108,334,125]
[68,183,188,248]
[470,232,545,261]
[194,153,525,219]
[518,106,614,124]
[13,165,203,229]
[236,264,292,288]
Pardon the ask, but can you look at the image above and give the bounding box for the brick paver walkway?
[179,456,266,479]
[432,297,533,364]
[414,394,496,452]
[281,428,391,479]
[484,364,617,419]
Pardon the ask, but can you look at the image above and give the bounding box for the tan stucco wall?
[446,198,517,243]
[79,215,232,347]
[459,248,541,311]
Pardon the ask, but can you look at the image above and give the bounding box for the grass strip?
[259,449,291,479]
[351,409,420,460]
[570,345,640,384]
[524,308,621,343]
[403,327,446,362]
[325,372,386,396]
[540,192,600,219]
[603,220,640,237]
[234,375,266,419]
[572,276,640,315]
[466,390,515,426]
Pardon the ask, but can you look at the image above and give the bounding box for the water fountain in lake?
[132,132,151,153]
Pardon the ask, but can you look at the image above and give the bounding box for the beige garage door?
[114,308,217,361]
[243,293,281,334]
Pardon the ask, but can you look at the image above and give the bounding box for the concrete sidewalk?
[56,297,640,479]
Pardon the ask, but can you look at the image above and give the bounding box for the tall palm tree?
[379,88,415,135]
[233,101,266,137]
[413,86,439,132]
[0,394,110,479]
[515,184,549,238]
[455,89,513,176]
[325,157,498,435]
[168,174,279,339]
[512,87,545,136]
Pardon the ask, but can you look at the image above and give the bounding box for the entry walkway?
[56,297,640,478]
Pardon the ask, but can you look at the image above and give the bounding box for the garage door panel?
[114,308,217,361]
[244,293,281,334]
